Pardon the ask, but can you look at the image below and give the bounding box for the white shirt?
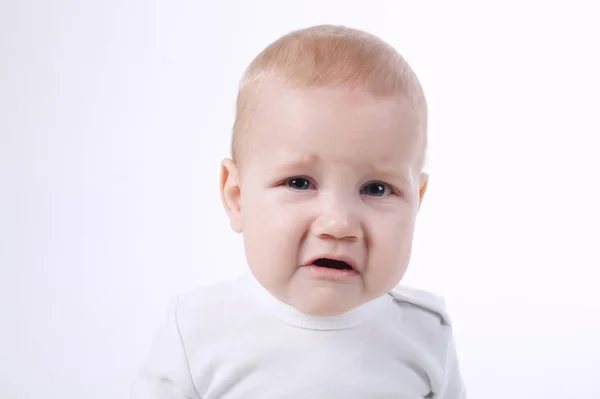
[132,272,466,398]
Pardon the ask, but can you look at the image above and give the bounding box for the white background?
[1,1,599,398]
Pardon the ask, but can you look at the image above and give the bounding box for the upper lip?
[303,254,359,272]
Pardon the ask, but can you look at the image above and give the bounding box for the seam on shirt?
[174,296,202,399]
[389,288,451,327]
[436,337,467,399]
[393,324,448,396]
[432,338,452,399]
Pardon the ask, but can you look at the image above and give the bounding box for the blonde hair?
[232,25,428,168]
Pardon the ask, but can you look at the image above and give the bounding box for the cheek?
[365,216,415,292]
[368,209,417,267]
[243,192,303,236]
[241,190,308,263]
[371,204,416,242]
[241,191,313,295]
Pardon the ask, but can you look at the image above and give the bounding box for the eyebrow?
[265,154,412,183]
[368,161,413,181]
[265,154,322,172]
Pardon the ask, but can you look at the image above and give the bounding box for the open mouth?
[311,258,354,271]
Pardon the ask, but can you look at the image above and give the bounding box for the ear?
[417,172,429,211]
[220,158,243,233]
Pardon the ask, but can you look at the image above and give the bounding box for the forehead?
[245,85,423,171]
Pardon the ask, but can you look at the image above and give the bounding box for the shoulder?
[386,285,454,360]
[175,278,241,310]
[387,285,461,394]
[168,276,248,336]
[388,284,451,327]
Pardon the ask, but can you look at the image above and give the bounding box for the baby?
[133,25,466,398]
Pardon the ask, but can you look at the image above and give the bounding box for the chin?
[296,302,348,317]
[292,292,357,316]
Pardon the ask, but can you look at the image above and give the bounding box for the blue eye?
[362,182,391,196]
[287,177,311,190]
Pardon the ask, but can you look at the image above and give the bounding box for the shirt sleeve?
[131,297,201,399]
[437,336,466,399]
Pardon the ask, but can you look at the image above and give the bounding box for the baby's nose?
[310,209,363,242]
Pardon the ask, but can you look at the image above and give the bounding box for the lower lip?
[302,265,360,281]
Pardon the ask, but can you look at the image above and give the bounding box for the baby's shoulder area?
[387,284,452,334]
[171,277,247,328]
[385,285,455,359]
[176,279,238,307]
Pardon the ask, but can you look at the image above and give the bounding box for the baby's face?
[223,85,427,316]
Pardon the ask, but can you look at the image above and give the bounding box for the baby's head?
[220,25,429,316]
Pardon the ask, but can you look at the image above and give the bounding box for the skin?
[220,85,428,316]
